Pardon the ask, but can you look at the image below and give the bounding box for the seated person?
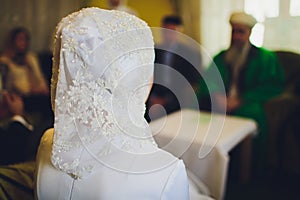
[0,27,49,96]
[34,7,213,200]
[146,16,202,121]
[0,27,51,118]
[0,91,33,165]
[0,162,35,200]
[197,11,285,174]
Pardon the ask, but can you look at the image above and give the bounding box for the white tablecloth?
[150,109,257,200]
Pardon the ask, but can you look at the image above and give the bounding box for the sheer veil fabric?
[51,7,179,179]
[34,7,218,200]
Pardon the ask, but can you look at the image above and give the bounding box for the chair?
[265,50,300,174]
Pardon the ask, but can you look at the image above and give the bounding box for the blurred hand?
[213,93,227,111]
[3,91,24,116]
[213,93,242,113]
[226,96,242,112]
[0,94,10,119]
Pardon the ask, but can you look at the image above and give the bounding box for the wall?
[263,0,300,53]
[175,0,201,43]
[87,0,177,45]
[87,0,176,27]
[0,0,176,52]
[0,0,86,52]
[4,0,299,58]
[264,16,300,53]
[200,0,244,64]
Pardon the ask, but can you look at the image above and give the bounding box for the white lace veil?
[50,7,174,179]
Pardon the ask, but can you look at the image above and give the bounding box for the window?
[244,0,279,46]
[249,23,265,47]
[290,0,300,16]
[264,0,280,18]
[244,0,279,22]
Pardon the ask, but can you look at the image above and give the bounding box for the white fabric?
[35,7,198,200]
[35,129,190,200]
[150,109,257,200]
[187,170,215,200]
[51,7,161,178]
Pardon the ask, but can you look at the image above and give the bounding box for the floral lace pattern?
[51,7,157,179]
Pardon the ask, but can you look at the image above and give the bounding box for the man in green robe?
[198,12,285,175]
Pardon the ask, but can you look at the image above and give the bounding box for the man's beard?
[224,42,251,99]
[225,42,250,67]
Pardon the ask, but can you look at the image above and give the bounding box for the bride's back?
[34,7,189,200]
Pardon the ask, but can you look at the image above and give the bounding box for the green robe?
[198,45,285,172]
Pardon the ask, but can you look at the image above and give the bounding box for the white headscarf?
[50,7,164,179]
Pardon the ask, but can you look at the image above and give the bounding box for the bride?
[34,7,213,200]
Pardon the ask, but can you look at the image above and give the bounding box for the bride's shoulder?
[39,128,54,148]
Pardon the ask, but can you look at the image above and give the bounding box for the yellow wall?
[87,0,108,9]
[87,0,175,27]
[177,0,201,43]
[127,0,175,27]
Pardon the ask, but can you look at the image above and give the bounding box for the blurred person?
[197,11,285,175]
[146,15,202,121]
[0,91,33,165]
[0,27,51,118]
[107,0,138,16]
[0,27,49,96]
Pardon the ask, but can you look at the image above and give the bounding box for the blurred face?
[162,23,182,44]
[109,0,121,7]
[230,23,251,48]
[14,32,28,53]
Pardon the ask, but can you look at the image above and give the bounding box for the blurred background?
[0,1,299,199]
[1,0,300,61]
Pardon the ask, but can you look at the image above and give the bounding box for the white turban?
[229,12,257,28]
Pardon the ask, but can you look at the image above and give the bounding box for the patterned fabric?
[0,162,35,200]
[51,7,158,179]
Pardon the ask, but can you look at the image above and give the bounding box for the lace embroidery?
[51,7,156,179]
[53,69,155,178]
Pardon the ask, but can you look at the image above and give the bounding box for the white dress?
[35,129,189,200]
[34,7,214,200]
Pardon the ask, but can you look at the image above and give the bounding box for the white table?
[150,109,257,200]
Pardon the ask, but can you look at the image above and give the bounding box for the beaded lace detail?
[51,7,157,179]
